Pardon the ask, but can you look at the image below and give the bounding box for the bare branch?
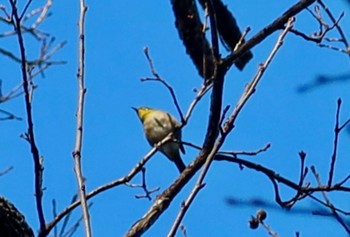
[328,98,341,186]
[218,143,271,157]
[19,0,33,20]
[8,0,46,233]
[30,0,52,29]
[72,0,91,236]
[141,47,184,123]
[0,108,22,121]
[0,166,13,176]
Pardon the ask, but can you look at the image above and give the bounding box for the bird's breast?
[144,118,172,144]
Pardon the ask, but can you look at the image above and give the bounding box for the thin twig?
[218,143,271,157]
[328,98,341,186]
[142,47,184,123]
[59,195,78,237]
[183,82,212,124]
[31,0,52,29]
[52,199,57,237]
[260,221,279,237]
[339,117,350,131]
[206,0,220,59]
[0,166,13,176]
[317,43,349,54]
[0,47,22,62]
[61,203,93,237]
[0,108,22,120]
[19,0,33,20]
[337,174,350,187]
[72,0,91,236]
[298,151,308,187]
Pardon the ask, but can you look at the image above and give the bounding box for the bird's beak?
[131,107,138,112]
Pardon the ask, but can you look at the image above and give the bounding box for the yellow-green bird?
[133,106,186,173]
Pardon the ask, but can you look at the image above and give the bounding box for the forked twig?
[142,47,184,122]
[125,168,160,200]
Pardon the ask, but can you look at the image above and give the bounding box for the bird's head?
[132,106,154,122]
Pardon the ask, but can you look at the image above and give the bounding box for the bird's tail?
[172,154,186,173]
[160,143,186,173]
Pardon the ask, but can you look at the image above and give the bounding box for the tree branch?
[8,0,46,233]
[72,0,91,236]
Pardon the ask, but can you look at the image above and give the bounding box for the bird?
[133,106,186,173]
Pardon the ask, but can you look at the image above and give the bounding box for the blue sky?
[1,0,350,236]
